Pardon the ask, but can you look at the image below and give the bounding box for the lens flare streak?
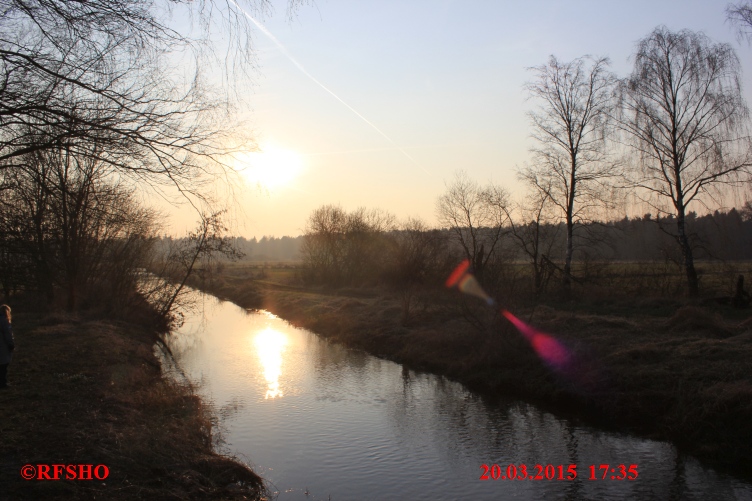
[445,259,495,306]
[446,260,572,374]
[501,310,571,371]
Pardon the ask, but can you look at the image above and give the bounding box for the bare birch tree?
[521,55,617,290]
[618,27,751,297]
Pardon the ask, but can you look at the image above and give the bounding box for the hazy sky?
[163,0,752,238]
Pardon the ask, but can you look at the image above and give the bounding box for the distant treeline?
[529,208,752,263]
[229,236,301,262]
[194,206,752,265]
[603,208,752,262]
[151,235,301,263]
[293,204,752,300]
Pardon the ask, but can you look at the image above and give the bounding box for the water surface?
[162,290,752,500]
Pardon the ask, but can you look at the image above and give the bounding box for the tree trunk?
[67,285,77,311]
[563,158,576,292]
[533,260,543,297]
[531,219,544,298]
[37,264,55,306]
[563,217,574,290]
[676,208,699,297]
[33,220,55,306]
[474,243,485,283]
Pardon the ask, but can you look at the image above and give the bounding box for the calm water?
[161,290,752,501]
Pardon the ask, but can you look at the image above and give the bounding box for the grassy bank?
[0,297,265,500]
[192,263,752,479]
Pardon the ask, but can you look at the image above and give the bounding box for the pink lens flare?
[502,310,572,371]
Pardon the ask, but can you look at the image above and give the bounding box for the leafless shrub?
[436,171,510,284]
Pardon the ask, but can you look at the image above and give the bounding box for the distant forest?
[226,235,302,262]
[288,203,752,301]
[205,205,752,264]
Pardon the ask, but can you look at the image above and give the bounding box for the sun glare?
[254,327,287,399]
[237,145,303,190]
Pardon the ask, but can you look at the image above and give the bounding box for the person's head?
[0,305,11,323]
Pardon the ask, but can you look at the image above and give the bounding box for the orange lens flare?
[445,259,471,288]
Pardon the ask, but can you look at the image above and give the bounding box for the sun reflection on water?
[254,327,287,399]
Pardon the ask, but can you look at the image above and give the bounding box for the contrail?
[227,0,430,175]
[303,140,490,157]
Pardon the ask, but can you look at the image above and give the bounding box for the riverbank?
[192,265,752,478]
[0,297,265,500]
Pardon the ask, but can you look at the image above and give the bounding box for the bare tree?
[0,0,302,314]
[502,188,561,298]
[300,205,349,285]
[522,55,617,290]
[0,139,160,308]
[436,171,509,283]
[341,207,396,284]
[618,27,751,297]
[389,217,449,287]
[0,152,56,302]
[44,148,153,309]
[0,0,305,204]
[153,211,243,318]
[727,1,752,42]
[300,205,397,286]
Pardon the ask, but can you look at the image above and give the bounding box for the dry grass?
[0,300,266,500]
[529,303,752,472]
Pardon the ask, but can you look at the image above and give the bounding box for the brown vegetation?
[0,297,265,500]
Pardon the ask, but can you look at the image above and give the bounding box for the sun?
[237,145,303,190]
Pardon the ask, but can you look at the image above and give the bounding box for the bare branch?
[727,1,752,43]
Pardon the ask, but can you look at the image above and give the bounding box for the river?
[160,289,752,500]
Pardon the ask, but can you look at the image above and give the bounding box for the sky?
[161,0,752,238]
